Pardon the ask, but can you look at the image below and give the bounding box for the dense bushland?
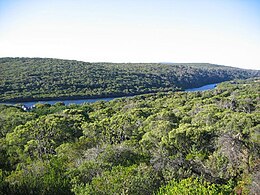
[0,79,259,194]
[0,57,259,102]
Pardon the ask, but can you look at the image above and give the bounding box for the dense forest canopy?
[0,57,259,102]
[0,79,259,194]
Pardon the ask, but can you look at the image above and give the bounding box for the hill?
[0,57,259,102]
[0,79,259,194]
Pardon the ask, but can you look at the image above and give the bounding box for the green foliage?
[97,144,148,167]
[0,105,36,170]
[0,169,8,195]
[0,58,259,102]
[0,79,259,194]
[32,102,66,116]
[72,164,161,195]
[6,158,71,195]
[0,105,36,137]
[156,177,234,195]
[5,110,85,164]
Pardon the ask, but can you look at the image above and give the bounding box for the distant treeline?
[0,57,259,102]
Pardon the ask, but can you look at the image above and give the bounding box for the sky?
[0,0,259,69]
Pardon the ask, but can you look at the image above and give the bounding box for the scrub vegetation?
[0,57,259,102]
[0,78,259,194]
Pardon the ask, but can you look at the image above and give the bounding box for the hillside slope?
[0,79,259,194]
[0,57,259,102]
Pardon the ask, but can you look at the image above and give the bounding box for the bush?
[157,177,234,195]
[72,164,162,195]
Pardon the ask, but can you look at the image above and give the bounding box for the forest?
[0,57,259,102]
[0,78,259,194]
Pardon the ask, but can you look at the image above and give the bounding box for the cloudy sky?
[0,0,259,69]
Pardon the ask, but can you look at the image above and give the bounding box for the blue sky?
[0,0,259,69]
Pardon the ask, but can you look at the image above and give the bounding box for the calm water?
[185,83,217,92]
[2,97,115,107]
[2,83,218,107]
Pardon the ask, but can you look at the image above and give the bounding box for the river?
[1,83,218,107]
[185,83,217,92]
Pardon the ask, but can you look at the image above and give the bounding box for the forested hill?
[0,79,259,194]
[0,57,259,102]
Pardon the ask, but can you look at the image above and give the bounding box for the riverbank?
[0,83,219,108]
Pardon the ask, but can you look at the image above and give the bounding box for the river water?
[185,83,217,92]
[1,83,218,107]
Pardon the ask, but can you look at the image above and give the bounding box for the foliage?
[156,177,234,195]
[0,57,259,102]
[5,158,71,195]
[72,164,161,195]
[0,79,259,194]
